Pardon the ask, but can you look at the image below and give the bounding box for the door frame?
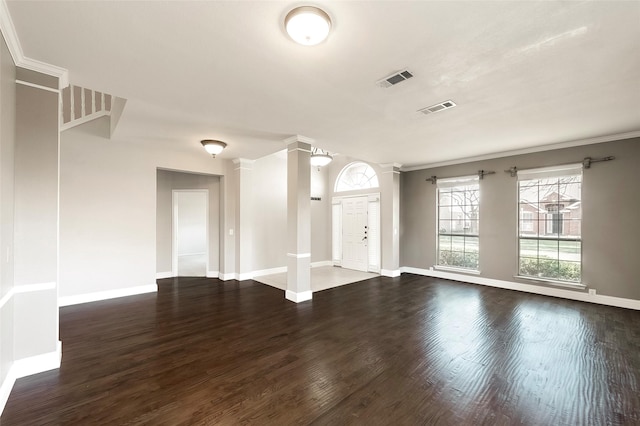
[172,189,209,277]
[332,193,380,273]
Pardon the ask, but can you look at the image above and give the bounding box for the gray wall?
[401,138,640,300]
[13,71,59,360]
[310,162,330,263]
[250,149,331,271]
[156,169,221,274]
[252,150,287,271]
[60,118,229,298]
[0,31,16,394]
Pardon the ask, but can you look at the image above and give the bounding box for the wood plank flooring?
[2,274,640,425]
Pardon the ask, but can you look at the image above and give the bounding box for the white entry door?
[341,196,369,271]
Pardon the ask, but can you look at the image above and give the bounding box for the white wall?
[176,191,207,256]
[60,118,230,299]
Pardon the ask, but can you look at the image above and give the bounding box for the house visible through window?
[436,175,479,270]
[517,164,582,283]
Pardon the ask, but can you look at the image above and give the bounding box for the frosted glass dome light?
[201,139,227,157]
[285,6,331,46]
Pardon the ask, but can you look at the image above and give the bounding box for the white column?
[380,163,402,277]
[232,158,254,280]
[285,136,313,302]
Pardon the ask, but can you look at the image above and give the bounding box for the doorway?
[173,190,208,276]
[332,194,380,273]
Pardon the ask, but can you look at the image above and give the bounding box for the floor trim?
[58,284,157,307]
[401,267,640,310]
[156,272,173,279]
[381,269,401,278]
[285,290,313,303]
[206,271,219,279]
[0,341,62,416]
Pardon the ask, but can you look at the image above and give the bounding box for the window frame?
[435,175,480,272]
[334,162,379,193]
[516,164,583,284]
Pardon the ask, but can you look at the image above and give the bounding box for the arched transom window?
[335,162,379,192]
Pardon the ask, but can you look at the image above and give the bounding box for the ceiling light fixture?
[201,139,227,157]
[310,147,332,167]
[285,6,331,46]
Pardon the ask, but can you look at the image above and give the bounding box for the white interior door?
[173,190,208,276]
[341,196,369,271]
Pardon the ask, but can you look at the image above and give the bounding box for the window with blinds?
[517,164,582,283]
[437,175,480,270]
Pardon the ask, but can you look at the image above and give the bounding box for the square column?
[286,137,312,302]
[380,163,401,277]
[232,158,254,280]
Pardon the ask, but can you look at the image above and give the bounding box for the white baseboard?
[218,261,334,282]
[237,272,253,281]
[253,266,286,278]
[156,272,173,279]
[1,341,62,416]
[206,270,219,279]
[0,370,15,417]
[58,284,158,307]
[285,290,313,303]
[13,340,62,379]
[381,269,401,278]
[400,267,640,310]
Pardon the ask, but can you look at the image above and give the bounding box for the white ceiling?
[7,1,640,168]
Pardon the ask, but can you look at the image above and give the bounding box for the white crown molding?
[379,163,403,169]
[232,158,255,170]
[284,135,315,145]
[0,0,69,89]
[401,130,640,172]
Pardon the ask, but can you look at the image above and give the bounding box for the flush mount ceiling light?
[310,147,332,167]
[285,6,331,46]
[201,139,227,157]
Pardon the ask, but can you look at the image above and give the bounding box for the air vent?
[377,69,413,88]
[418,100,457,115]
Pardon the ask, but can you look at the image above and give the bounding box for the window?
[517,164,582,283]
[521,211,534,232]
[437,175,479,270]
[335,162,379,192]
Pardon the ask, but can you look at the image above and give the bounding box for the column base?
[285,290,313,303]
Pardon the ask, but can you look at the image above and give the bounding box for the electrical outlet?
[229,229,234,236]
[588,289,596,296]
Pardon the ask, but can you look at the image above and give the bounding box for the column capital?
[232,158,255,170]
[379,163,403,173]
[284,134,315,145]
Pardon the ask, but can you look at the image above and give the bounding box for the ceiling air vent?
[377,69,413,88]
[418,100,457,115]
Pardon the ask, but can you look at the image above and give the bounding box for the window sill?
[434,265,481,275]
[513,275,586,290]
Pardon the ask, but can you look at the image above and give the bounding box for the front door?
[341,196,368,271]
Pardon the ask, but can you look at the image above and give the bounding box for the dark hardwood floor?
[2,274,640,425]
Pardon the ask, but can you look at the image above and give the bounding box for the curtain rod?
[425,170,495,184]
[504,156,615,177]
